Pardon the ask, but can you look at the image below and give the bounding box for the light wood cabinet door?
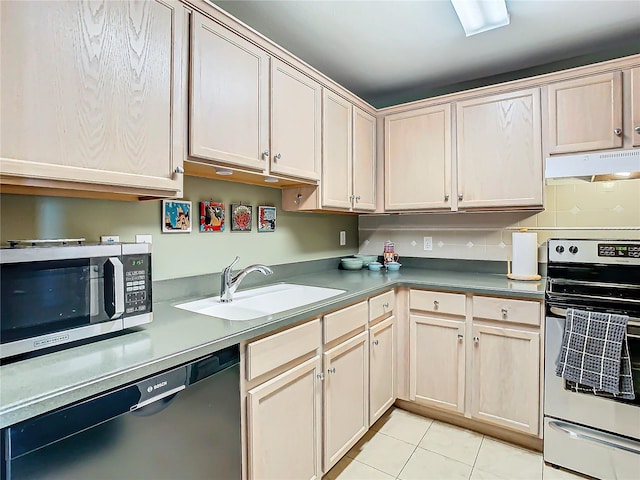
[352,107,376,211]
[323,331,369,472]
[0,0,185,197]
[370,316,396,425]
[632,68,640,148]
[322,90,353,209]
[471,323,540,435]
[385,104,452,210]
[456,88,542,209]
[247,356,322,480]
[410,314,465,413]
[547,72,623,154]
[189,12,269,171]
[271,59,321,181]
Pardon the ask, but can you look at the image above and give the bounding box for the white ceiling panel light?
[450,0,510,36]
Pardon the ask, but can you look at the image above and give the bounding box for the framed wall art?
[200,201,225,232]
[230,203,252,232]
[162,200,192,233]
[258,206,276,232]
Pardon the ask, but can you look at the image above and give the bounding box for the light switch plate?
[423,236,433,251]
[339,231,346,246]
[101,235,119,244]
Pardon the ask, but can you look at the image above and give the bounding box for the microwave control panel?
[123,254,152,315]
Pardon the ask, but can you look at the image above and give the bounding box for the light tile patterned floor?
[324,407,585,480]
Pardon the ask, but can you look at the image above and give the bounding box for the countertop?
[0,267,545,429]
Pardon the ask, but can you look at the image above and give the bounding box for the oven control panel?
[598,243,640,258]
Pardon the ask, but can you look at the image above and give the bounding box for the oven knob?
[555,245,565,254]
[569,246,579,254]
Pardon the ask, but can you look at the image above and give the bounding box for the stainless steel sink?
[174,283,345,321]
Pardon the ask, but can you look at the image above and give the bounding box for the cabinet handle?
[262,150,270,160]
[317,373,325,381]
[613,128,622,136]
[274,153,282,161]
[373,339,379,346]
[458,193,463,201]
[458,334,464,343]
[473,336,479,344]
[328,368,336,374]
[173,166,184,174]
[635,126,640,133]
[433,300,439,309]
[444,194,449,201]
[383,302,389,309]
[501,307,509,317]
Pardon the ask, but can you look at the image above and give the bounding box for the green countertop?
[0,267,544,429]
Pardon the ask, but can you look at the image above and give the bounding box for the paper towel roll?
[511,231,539,279]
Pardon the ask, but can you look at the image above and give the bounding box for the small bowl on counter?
[354,254,378,267]
[340,257,364,270]
[385,261,402,271]
[368,261,383,271]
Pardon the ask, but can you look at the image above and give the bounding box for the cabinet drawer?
[246,318,321,381]
[410,290,465,316]
[369,290,395,322]
[324,301,368,344]
[473,296,540,326]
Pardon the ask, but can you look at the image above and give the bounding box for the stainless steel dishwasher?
[1,344,241,480]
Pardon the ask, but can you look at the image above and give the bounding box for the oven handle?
[548,278,640,290]
[548,307,640,328]
[548,420,640,455]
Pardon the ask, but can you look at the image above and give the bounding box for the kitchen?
[1,0,640,479]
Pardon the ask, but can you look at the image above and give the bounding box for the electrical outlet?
[101,235,120,244]
[339,231,346,246]
[423,236,433,251]
[136,234,153,244]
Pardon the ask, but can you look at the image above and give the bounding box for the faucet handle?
[227,256,240,271]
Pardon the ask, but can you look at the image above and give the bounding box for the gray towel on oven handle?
[555,308,634,400]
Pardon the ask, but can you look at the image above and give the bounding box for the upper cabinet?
[0,0,186,199]
[270,59,322,181]
[321,91,376,212]
[456,88,543,209]
[384,105,452,211]
[546,72,623,154]
[632,68,640,148]
[189,12,269,171]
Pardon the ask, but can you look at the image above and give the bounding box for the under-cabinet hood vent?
[545,148,640,182]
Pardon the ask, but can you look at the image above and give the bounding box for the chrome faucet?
[220,256,273,303]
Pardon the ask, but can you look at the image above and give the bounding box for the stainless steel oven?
[544,239,640,480]
[0,240,152,360]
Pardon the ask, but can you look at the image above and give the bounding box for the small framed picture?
[200,201,225,232]
[162,200,192,233]
[231,203,252,232]
[258,206,276,232]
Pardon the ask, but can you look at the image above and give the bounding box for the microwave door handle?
[106,257,125,319]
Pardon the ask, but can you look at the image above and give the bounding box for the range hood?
[545,148,640,182]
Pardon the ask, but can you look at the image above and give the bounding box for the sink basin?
[175,283,346,321]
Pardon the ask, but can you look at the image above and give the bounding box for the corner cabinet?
[384,104,452,211]
[0,0,185,199]
[271,59,322,181]
[189,12,269,171]
[546,72,623,154]
[456,88,543,209]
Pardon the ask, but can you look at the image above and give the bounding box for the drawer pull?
[457,334,464,343]
[433,300,439,309]
[501,307,509,316]
[383,302,389,309]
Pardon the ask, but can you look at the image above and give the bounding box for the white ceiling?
[212,0,640,108]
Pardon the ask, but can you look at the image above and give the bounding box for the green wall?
[0,176,359,280]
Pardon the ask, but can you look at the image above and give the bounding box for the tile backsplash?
[359,179,640,264]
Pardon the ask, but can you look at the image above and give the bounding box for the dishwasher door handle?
[130,385,186,411]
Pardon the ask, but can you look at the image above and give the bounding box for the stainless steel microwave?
[0,242,152,359]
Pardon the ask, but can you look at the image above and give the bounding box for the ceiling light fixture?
[450,0,510,37]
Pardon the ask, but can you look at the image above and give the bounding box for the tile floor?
[324,407,585,480]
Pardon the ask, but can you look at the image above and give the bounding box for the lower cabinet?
[369,315,396,424]
[470,323,540,435]
[246,356,322,480]
[323,331,369,471]
[410,314,465,413]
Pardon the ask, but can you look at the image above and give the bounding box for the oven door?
[0,255,124,358]
[544,309,640,440]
